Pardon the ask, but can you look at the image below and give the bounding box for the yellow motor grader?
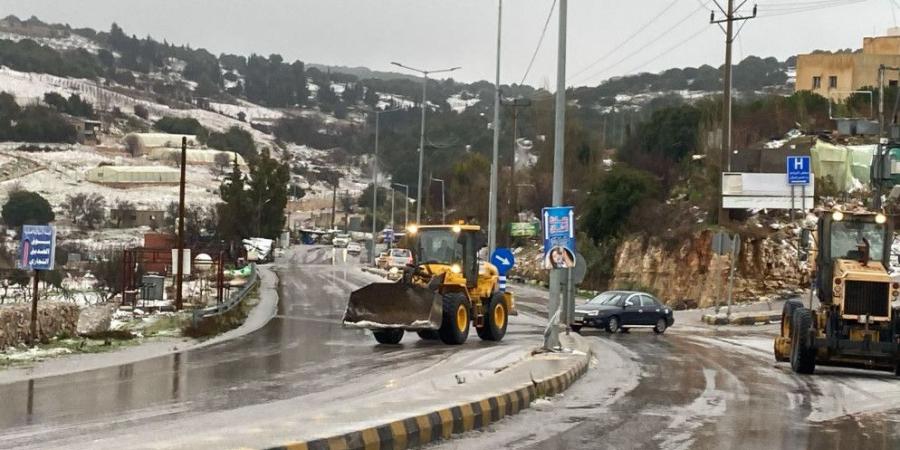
[342,224,516,345]
[775,210,900,374]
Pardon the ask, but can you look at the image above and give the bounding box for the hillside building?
[796,29,900,100]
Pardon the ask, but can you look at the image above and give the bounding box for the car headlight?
[587,310,600,316]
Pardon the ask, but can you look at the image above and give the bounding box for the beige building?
[796,30,900,100]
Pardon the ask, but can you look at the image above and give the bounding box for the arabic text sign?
[19,225,55,271]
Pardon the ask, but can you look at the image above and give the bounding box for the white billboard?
[722,172,815,210]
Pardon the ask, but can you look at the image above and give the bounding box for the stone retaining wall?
[0,302,79,348]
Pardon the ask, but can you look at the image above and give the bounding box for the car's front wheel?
[654,317,668,334]
[606,316,620,333]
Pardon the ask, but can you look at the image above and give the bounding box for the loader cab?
[816,211,892,304]
[409,225,486,289]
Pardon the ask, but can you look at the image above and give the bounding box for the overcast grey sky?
[0,0,894,87]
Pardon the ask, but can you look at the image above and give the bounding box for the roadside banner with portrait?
[541,206,575,269]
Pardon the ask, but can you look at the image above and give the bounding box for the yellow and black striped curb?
[702,313,781,326]
[266,353,590,450]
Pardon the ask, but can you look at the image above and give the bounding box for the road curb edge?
[267,345,591,450]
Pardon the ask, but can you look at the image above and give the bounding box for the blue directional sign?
[490,248,515,275]
[787,155,811,185]
[542,206,576,269]
[18,225,55,271]
[382,228,395,243]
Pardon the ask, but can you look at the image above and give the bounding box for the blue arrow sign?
[787,155,810,185]
[491,247,515,275]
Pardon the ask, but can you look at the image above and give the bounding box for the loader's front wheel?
[439,292,470,345]
[373,328,404,345]
[477,292,508,342]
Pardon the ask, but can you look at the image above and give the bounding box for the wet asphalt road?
[0,246,542,449]
[432,324,900,450]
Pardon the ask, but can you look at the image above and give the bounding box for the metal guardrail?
[191,264,259,325]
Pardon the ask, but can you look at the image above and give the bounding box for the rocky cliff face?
[611,229,805,308]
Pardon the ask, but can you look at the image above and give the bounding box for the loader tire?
[417,330,440,340]
[439,292,470,345]
[477,292,509,342]
[373,328,404,345]
[790,308,816,374]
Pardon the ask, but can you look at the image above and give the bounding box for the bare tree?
[124,134,143,157]
[64,193,107,229]
[113,200,136,228]
[214,152,231,175]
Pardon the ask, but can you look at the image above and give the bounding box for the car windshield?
[417,230,462,264]
[588,292,625,306]
[830,220,886,262]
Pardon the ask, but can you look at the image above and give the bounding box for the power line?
[520,0,557,86]
[573,1,711,85]
[623,26,712,74]
[568,0,682,82]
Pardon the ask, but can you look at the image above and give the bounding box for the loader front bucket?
[343,280,442,330]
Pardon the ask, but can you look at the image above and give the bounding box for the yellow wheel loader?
[774,210,900,375]
[342,224,517,345]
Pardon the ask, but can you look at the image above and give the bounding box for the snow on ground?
[0,31,104,54]
[377,93,416,109]
[0,66,278,148]
[446,93,479,113]
[0,147,222,212]
[209,99,284,121]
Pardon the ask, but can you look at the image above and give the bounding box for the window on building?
[813,76,822,89]
[829,76,838,89]
[891,80,899,87]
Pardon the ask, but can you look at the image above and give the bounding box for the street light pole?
[431,178,446,223]
[545,0,567,351]
[175,136,187,311]
[371,111,380,265]
[391,62,460,225]
[488,0,503,255]
[369,108,401,265]
[392,183,410,229]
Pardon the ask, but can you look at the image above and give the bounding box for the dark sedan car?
[572,291,674,334]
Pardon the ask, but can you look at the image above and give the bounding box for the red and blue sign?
[18,225,55,271]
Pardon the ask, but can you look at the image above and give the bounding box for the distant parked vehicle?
[346,242,362,255]
[386,248,413,269]
[332,233,351,248]
[573,291,673,334]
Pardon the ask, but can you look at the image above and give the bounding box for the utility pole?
[393,183,410,229]
[432,178,446,223]
[545,0,567,351]
[711,0,756,222]
[488,0,503,255]
[175,137,187,311]
[371,111,380,265]
[330,181,337,230]
[391,62,460,225]
[503,97,531,239]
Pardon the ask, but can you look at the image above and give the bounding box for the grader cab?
[775,210,900,374]
[343,224,516,345]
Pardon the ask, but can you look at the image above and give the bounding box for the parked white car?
[346,242,363,255]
